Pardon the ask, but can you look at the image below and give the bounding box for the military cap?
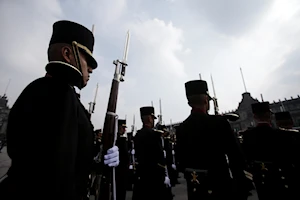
[185,80,212,99]
[140,106,157,119]
[275,111,292,121]
[118,119,127,127]
[49,20,97,69]
[157,124,168,132]
[251,102,271,114]
[94,129,102,134]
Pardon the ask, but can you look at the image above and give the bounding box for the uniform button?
[279,168,282,171]
[262,182,264,184]
[285,185,288,188]
[208,190,212,194]
[193,188,197,192]
[281,176,285,179]
[262,174,265,177]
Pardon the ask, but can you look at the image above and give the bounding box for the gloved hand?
[172,164,176,170]
[164,176,171,187]
[104,146,119,167]
[129,165,133,169]
[131,149,135,155]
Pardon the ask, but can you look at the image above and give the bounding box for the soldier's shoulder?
[26,77,74,97]
[239,127,255,136]
[153,129,164,134]
[278,127,299,133]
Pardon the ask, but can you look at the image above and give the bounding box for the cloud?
[184,0,274,36]
[0,0,63,106]
[264,48,300,100]
[1,0,300,130]
[129,18,187,78]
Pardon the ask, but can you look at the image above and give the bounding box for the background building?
[0,95,10,136]
[165,93,300,132]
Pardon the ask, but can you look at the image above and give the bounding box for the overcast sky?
[1,0,300,130]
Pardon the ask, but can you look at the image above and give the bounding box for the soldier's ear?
[61,46,73,64]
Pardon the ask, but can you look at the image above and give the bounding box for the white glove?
[104,146,119,167]
[131,149,135,155]
[129,165,133,169]
[172,164,176,170]
[172,150,175,155]
[164,176,171,187]
[163,150,166,158]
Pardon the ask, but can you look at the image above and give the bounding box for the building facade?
[0,95,10,135]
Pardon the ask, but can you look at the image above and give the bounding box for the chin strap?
[72,41,84,89]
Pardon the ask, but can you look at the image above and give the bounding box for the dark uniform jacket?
[132,126,166,200]
[241,124,300,200]
[1,73,94,200]
[176,112,250,200]
[116,135,129,200]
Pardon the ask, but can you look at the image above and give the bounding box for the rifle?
[210,74,219,115]
[155,98,163,128]
[88,83,99,116]
[130,116,136,172]
[97,30,130,200]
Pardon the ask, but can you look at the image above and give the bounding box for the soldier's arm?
[175,125,186,172]
[222,119,252,197]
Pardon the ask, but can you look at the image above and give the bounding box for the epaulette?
[279,127,299,132]
[153,129,164,134]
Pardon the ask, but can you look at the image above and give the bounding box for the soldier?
[116,119,129,200]
[0,20,119,200]
[175,80,250,200]
[275,111,297,130]
[159,125,177,187]
[132,106,171,200]
[241,102,299,199]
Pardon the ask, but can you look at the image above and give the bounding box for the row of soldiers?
[93,111,180,200]
[110,79,300,200]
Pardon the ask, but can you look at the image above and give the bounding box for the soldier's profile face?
[79,52,93,86]
[118,126,126,135]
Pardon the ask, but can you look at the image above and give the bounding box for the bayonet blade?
[122,30,130,63]
[211,74,217,98]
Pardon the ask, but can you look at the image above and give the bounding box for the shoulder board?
[279,127,299,132]
[153,129,164,134]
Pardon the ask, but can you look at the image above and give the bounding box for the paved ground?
[125,175,188,200]
[0,147,258,200]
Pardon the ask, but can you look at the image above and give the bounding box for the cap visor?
[152,114,157,119]
[79,46,98,69]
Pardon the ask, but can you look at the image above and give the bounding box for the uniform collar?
[45,61,83,89]
[256,122,271,127]
[191,108,207,114]
[143,124,153,129]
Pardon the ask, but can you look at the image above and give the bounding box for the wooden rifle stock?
[213,97,219,115]
[98,76,120,200]
[97,30,130,200]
